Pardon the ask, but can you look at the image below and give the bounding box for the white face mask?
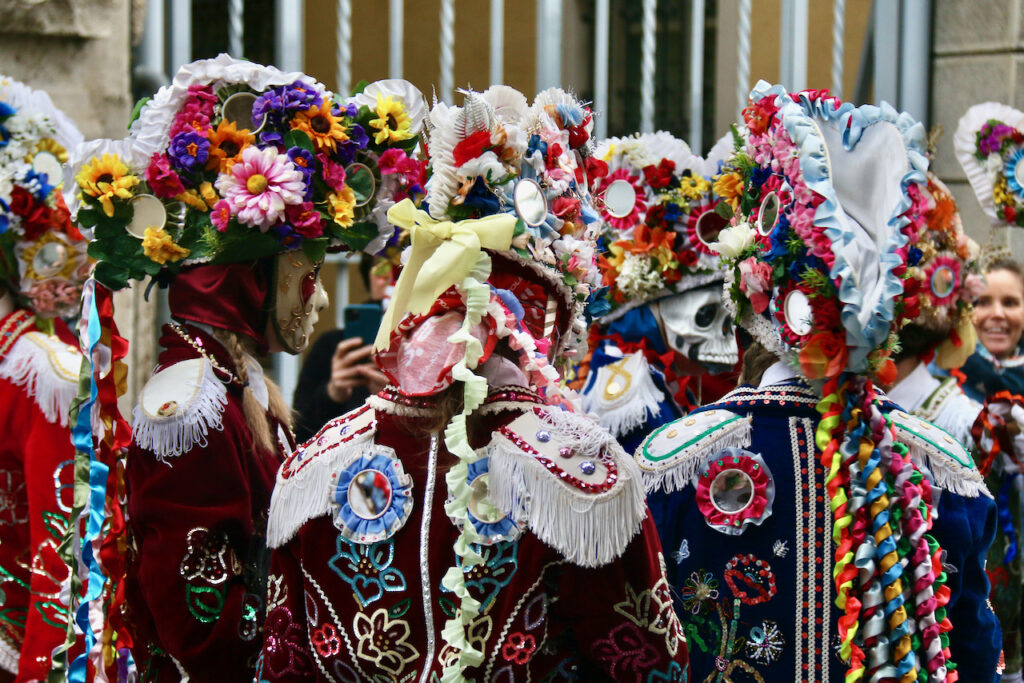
[271,250,328,354]
[656,285,739,371]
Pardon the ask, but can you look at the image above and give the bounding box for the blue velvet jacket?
[638,376,1001,682]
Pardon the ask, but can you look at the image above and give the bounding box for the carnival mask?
[271,250,327,354]
[655,285,738,372]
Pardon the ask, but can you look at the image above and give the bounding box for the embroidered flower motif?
[680,571,719,614]
[311,623,342,658]
[591,622,660,680]
[327,537,406,607]
[454,540,519,611]
[0,469,28,525]
[746,620,785,664]
[263,606,314,676]
[501,632,537,665]
[695,448,775,535]
[214,145,305,230]
[352,608,420,676]
[179,527,242,585]
[647,661,687,683]
[723,553,777,606]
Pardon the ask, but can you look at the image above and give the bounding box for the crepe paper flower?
[214,145,305,230]
[327,187,356,228]
[76,153,140,217]
[798,331,849,380]
[643,159,676,190]
[285,201,324,238]
[710,220,754,259]
[146,153,186,199]
[317,152,347,191]
[142,226,190,264]
[453,130,494,167]
[680,174,711,201]
[738,256,773,314]
[176,188,209,213]
[713,172,744,211]
[206,120,254,173]
[290,103,349,154]
[369,94,413,145]
[168,130,210,172]
[211,199,232,232]
[198,181,219,209]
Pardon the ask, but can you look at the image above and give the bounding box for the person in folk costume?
[65,56,424,681]
[636,82,999,682]
[952,102,1024,682]
[259,86,688,682]
[579,130,739,454]
[882,173,1003,676]
[0,77,89,682]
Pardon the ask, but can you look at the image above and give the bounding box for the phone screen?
[343,304,384,349]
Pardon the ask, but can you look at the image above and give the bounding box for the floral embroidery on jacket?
[179,527,242,624]
[352,607,420,676]
[592,622,661,683]
[263,605,314,676]
[328,535,407,607]
[0,469,27,525]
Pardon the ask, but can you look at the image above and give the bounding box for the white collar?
[886,361,941,413]
[758,360,799,388]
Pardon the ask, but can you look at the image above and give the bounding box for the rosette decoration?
[372,86,600,682]
[66,56,425,290]
[0,76,90,320]
[712,82,956,681]
[58,55,423,682]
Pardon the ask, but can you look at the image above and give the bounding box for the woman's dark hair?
[893,323,948,363]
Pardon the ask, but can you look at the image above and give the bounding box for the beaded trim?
[496,424,619,494]
[708,383,819,410]
[0,309,36,360]
[366,386,443,417]
[169,322,245,387]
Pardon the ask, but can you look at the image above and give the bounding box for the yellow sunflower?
[75,154,140,217]
[206,120,254,172]
[291,104,349,153]
[327,187,356,228]
[368,95,413,145]
[142,226,190,264]
[680,174,711,201]
[713,172,744,211]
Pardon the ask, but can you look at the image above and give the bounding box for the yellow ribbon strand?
[374,198,517,350]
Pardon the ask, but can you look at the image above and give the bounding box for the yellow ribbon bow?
[374,198,517,349]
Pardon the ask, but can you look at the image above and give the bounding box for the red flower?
[645,204,667,229]
[452,130,493,166]
[567,111,592,147]
[1005,205,1017,223]
[874,357,897,386]
[643,159,676,189]
[585,157,609,182]
[146,153,187,199]
[798,331,849,380]
[810,296,840,332]
[551,196,580,221]
[679,250,699,267]
[9,187,51,240]
[501,632,536,665]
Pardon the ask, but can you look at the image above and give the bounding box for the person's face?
[974,268,1024,359]
[272,251,328,354]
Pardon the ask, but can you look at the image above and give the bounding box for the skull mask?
[655,283,738,372]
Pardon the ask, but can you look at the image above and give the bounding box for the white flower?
[617,252,664,300]
[710,220,755,259]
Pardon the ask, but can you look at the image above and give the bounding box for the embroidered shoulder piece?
[267,404,377,548]
[636,408,752,494]
[131,357,228,463]
[486,406,646,568]
[0,331,81,428]
[888,408,989,499]
[581,351,666,437]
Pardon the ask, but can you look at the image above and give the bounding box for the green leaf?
[714,202,734,220]
[388,598,411,619]
[302,238,328,264]
[346,165,375,203]
[129,97,151,127]
[337,222,380,252]
[351,80,369,96]
[438,596,457,619]
[283,129,315,153]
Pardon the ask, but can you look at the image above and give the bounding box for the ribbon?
[375,199,516,350]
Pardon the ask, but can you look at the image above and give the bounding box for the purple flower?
[253,81,323,127]
[260,131,284,148]
[287,147,317,199]
[336,124,369,165]
[168,130,210,172]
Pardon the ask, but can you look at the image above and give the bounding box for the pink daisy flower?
[215,146,306,230]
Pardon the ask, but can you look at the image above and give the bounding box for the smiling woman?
[975,261,1024,359]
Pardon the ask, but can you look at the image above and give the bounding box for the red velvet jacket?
[125,325,290,681]
[0,310,82,681]
[259,388,689,681]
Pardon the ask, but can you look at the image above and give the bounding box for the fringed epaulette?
[635,408,752,494]
[486,406,646,568]
[131,357,228,463]
[0,331,81,428]
[267,404,377,548]
[581,351,666,437]
[888,408,990,499]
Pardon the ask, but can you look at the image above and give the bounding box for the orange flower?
[873,357,898,386]
[714,172,744,211]
[291,104,349,153]
[798,331,849,380]
[206,120,254,172]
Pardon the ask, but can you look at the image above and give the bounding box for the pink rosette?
[695,447,775,535]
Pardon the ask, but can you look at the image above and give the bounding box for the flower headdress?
[66,54,423,291]
[0,76,89,319]
[590,131,731,319]
[953,102,1024,267]
[714,82,956,680]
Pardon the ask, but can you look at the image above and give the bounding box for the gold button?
[157,400,178,417]
[606,381,622,396]
[666,429,678,438]
[684,418,696,426]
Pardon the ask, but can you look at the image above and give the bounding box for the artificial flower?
[252,81,323,126]
[176,189,209,213]
[643,159,676,189]
[206,120,254,172]
[713,172,744,211]
[287,147,317,199]
[616,251,664,300]
[146,153,186,199]
[210,199,232,232]
[597,169,646,231]
[680,174,711,201]
[142,226,189,264]
[327,186,356,228]
[168,130,210,172]
[286,201,324,238]
[873,357,898,386]
[738,256,773,314]
[810,295,841,332]
[318,153,347,191]
[798,331,848,380]
[199,181,219,209]
[8,186,51,240]
[75,153,139,217]
[368,94,413,145]
[215,146,305,230]
[291,104,349,154]
[709,220,754,259]
[453,130,493,167]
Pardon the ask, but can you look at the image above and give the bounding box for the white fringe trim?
[486,408,646,568]
[131,358,228,464]
[267,412,377,548]
[0,331,80,428]
[636,410,752,494]
[581,351,665,438]
[890,410,989,499]
[0,634,17,675]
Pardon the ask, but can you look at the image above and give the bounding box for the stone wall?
[931,0,1024,260]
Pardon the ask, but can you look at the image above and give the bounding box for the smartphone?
[343,304,384,349]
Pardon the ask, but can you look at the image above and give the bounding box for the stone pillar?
[931,0,1024,260]
[0,0,155,405]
